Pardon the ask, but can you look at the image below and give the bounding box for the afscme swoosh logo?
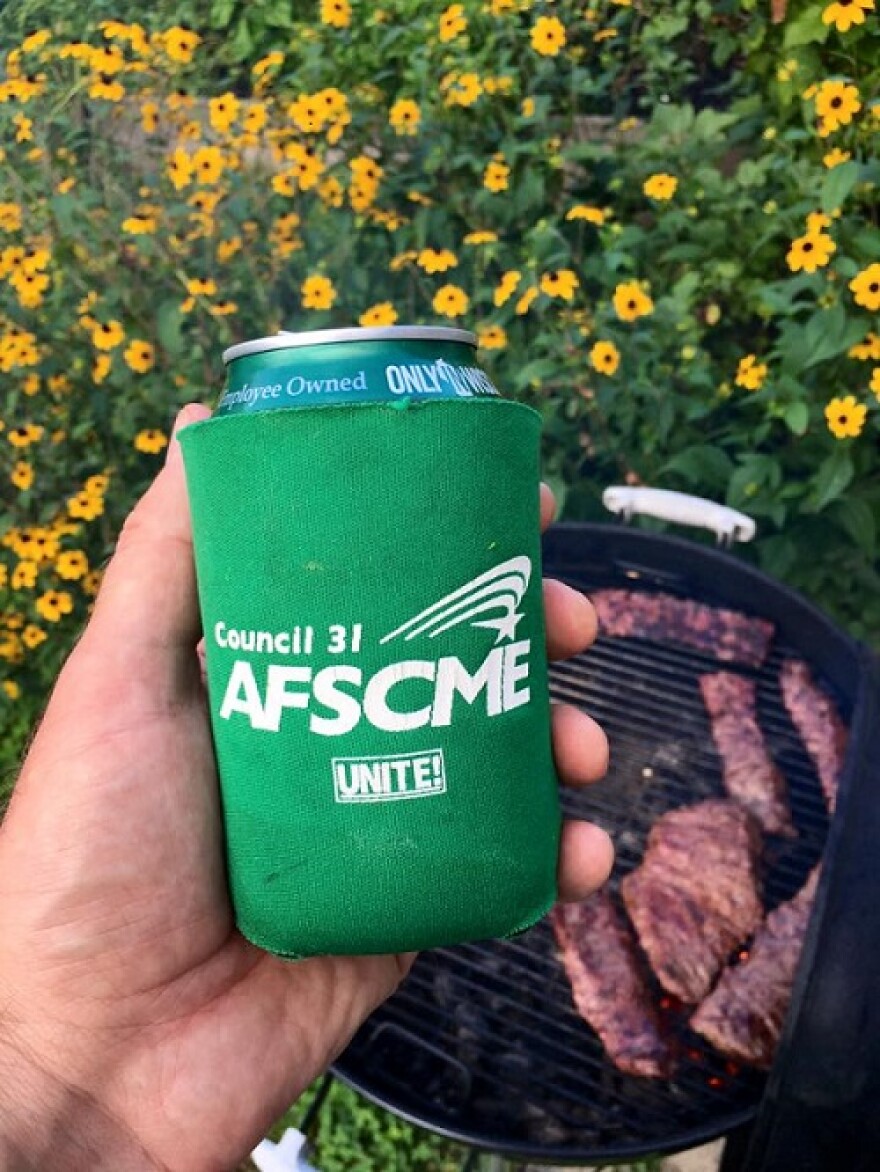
[380,556,532,647]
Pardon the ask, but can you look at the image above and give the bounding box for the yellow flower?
[613,281,654,322]
[477,325,508,350]
[806,211,833,234]
[463,230,498,245]
[594,28,618,42]
[589,340,621,375]
[823,147,852,168]
[208,300,237,317]
[11,460,34,490]
[159,27,201,64]
[89,76,125,102]
[849,332,880,361]
[11,561,38,590]
[494,270,521,307]
[566,204,606,225]
[122,215,158,235]
[217,237,242,262]
[85,473,110,495]
[22,624,47,649]
[35,590,74,623]
[55,550,89,580]
[521,97,536,118]
[815,79,861,130]
[301,274,336,310]
[531,15,566,56]
[850,264,880,311]
[209,93,239,133]
[432,284,470,318]
[82,569,104,597]
[735,354,768,391]
[643,173,678,200]
[124,339,155,373]
[93,353,112,384]
[320,0,352,27]
[870,368,880,399]
[822,0,874,32]
[786,232,836,273]
[389,98,421,135]
[0,202,23,231]
[21,29,51,52]
[359,302,398,327]
[483,159,510,192]
[2,680,21,700]
[825,395,867,438]
[167,147,193,190]
[7,424,44,449]
[515,286,539,316]
[67,491,104,521]
[22,373,40,396]
[442,72,482,108]
[439,4,467,41]
[185,277,217,297]
[92,320,125,351]
[134,429,169,455]
[540,269,580,301]
[191,146,225,185]
[417,248,458,274]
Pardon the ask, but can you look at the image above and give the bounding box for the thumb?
[78,403,212,692]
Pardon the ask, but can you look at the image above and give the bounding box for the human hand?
[0,403,612,1171]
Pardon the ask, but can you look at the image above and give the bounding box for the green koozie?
[179,326,561,957]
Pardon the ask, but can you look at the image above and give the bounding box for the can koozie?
[180,374,560,957]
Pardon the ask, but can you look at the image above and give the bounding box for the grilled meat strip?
[591,589,774,668]
[551,892,674,1078]
[690,866,820,1069]
[700,672,796,837]
[780,658,848,814]
[621,800,763,1004]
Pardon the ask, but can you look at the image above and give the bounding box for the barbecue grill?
[322,497,880,1170]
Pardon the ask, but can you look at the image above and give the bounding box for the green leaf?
[209,0,236,29]
[802,304,865,368]
[809,448,854,512]
[156,301,185,357]
[820,161,860,213]
[662,444,734,488]
[784,401,809,435]
[783,7,830,48]
[832,497,876,558]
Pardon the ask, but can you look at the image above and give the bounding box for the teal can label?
[217,325,501,415]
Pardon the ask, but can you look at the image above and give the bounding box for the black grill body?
[332,522,880,1168]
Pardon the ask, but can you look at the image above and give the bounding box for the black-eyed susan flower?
[35,589,74,623]
[0,202,22,231]
[124,340,155,373]
[10,461,33,490]
[417,248,458,274]
[643,173,678,200]
[478,325,508,350]
[82,569,103,597]
[167,148,193,191]
[320,0,351,27]
[7,423,44,448]
[821,0,874,33]
[92,354,112,384]
[122,214,158,234]
[825,395,867,438]
[208,300,237,317]
[786,232,836,273]
[301,274,336,310]
[589,340,621,375]
[389,98,421,135]
[209,93,239,134]
[2,680,21,699]
[850,264,880,311]
[531,15,566,55]
[815,79,861,130]
[359,302,398,327]
[160,27,201,64]
[439,4,468,41]
[494,270,521,307]
[849,332,880,361]
[735,354,769,391]
[870,368,880,399]
[134,429,169,455]
[463,230,498,245]
[566,204,606,225]
[823,147,852,168]
[613,281,654,322]
[192,146,225,184]
[483,159,510,192]
[22,624,47,649]
[68,490,104,521]
[442,72,482,108]
[515,286,539,316]
[55,550,88,580]
[540,269,580,301]
[11,560,38,590]
[432,284,469,318]
[91,320,125,351]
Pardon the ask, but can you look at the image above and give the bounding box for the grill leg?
[720,1123,753,1171]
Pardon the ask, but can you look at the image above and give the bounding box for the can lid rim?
[222,326,477,364]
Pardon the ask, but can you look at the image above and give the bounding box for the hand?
[0,404,612,1172]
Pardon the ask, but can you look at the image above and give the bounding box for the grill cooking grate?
[334,574,843,1163]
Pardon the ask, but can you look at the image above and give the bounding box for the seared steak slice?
[691,867,820,1069]
[591,590,774,667]
[700,672,796,837]
[622,800,763,1004]
[551,892,674,1078]
[780,658,847,814]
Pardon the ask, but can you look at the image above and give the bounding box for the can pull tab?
[602,486,756,548]
[251,1129,319,1172]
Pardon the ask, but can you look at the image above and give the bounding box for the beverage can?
[218,326,501,414]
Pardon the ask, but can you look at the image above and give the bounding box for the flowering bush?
[1,0,878,771]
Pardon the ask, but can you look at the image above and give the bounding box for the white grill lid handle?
[602,486,757,546]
